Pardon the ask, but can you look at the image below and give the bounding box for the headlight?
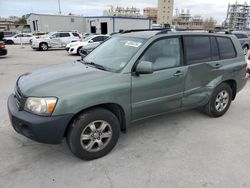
[24,97,57,116]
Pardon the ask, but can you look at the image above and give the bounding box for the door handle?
[214,63,221,69]
[173,71,184,77]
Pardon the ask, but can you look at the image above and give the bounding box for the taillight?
[0,43,5,48]
[248,55,250,61]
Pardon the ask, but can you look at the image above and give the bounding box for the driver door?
[131,37,186,121]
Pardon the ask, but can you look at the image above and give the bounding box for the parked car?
[232,31,250,54]
[3,31,16,38]
[31,31,81,51]
[0,42,7,56]
[3,33,34,44]
[8,31,248,160]
[66,35,109,55]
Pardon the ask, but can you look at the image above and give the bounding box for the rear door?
[59,32,71,46]
[131,37,186,120]
[182,35,224,109]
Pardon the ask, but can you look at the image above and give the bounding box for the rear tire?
[66,108,120,160]
[203,83,232,117]
[39,43,48,51]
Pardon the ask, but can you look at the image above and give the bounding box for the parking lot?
[0,45,250,188]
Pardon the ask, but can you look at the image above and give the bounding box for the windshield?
[82,36,93,42]
[84,36,146,72]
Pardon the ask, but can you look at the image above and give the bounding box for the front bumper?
[0,48,7,56]
[7,94,74,144]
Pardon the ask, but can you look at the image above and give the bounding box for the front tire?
[6,40,14,45]
[39,43,48,51]
[66,108,120,160]
[77,46,83,55]
[203,83,232,117]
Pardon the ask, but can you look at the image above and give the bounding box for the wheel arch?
[64,103,127,137]
[222,79,237,100]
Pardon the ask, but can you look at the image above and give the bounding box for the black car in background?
[0,42,7,56]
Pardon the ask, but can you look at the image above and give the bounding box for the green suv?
[8,31,248,160]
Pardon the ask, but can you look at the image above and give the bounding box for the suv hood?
[17,61,114,97]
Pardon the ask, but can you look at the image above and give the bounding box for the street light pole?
[58,0,62,14]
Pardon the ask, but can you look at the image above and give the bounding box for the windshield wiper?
[82,60,107,71]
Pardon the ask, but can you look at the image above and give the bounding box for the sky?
[0,0,247,24]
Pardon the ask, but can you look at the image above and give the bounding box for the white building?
[26,14,152,34]
[27,13,87,33]
[85,16,152,34]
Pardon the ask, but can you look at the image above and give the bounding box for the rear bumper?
[0,48,7,55]
[8,94,74,144]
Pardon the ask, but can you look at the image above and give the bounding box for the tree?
[14,15,27,25]
[203,17,217,30]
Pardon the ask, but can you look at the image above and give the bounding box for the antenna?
[58,0,62,14]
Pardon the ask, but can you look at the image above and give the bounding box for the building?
[157,0,174,25]
[143,7,158,23]
[85,16,152,34]
[27,13,87,33]
[26,13,152,34]
[103,6,142,18]
[173,9,204,30]
[224,1,250,30]
[0,18,15,31]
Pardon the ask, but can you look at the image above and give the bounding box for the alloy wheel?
[80,120,113,152]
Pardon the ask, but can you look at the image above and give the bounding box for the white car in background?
[31,31,81,51]
[3,33,34,44]
[66,35,109,55]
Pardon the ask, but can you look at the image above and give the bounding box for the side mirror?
[89,40,94,43]
[135,61,153,75]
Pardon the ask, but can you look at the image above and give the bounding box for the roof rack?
[120,28,166,34]
[119,28,172,36]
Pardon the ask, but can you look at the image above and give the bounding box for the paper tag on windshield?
[125,41,142,48]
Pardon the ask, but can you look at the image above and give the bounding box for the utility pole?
[58,0,62,14]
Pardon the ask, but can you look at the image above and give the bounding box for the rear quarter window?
[216,37,236,59]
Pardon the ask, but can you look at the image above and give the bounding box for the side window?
[140,38,181,71]
[15,34,23,38]
[210,37,219,61]
[217,37,236,59]
[92,36,104,42]
[60,33,70,37]
[184,36,211,65]
[103,36,109,41]
[51,33,60,38]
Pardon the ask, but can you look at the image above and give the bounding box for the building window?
[71,18,74,22]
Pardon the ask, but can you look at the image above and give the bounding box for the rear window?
[184,36,211,65]
[216,37,236,59]
[60,33,70,37]
[234,33,248,39]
